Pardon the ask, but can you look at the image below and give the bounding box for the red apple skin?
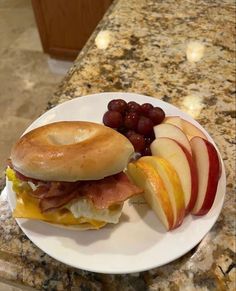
[175,141,198,214]
[192,138,221,216]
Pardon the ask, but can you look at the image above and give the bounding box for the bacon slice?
[79,173,142,209]
[10,161,143,213]
[14,169,41,185]
[29,181,80,200]
[30,185,51,198]
[39,190,78,212]
[40,173,142,212]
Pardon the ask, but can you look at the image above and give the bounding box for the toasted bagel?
[11,121,134,181]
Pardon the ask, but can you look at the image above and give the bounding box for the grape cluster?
[103,99,165,156]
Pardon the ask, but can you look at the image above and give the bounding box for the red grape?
[103,111,123,128]
[149,129,155,140]
[141,103,153,116]
[118,127,127,135]
[148,107,165,125]
[127,101,142,114]
[124,112,139,129]
[108,99,127,114]
[142,146,152,156]
[144,136,154,146]
[103,99,166,158]
[137,116,154,135]
[128,133,145,152]
[126,130,136,138]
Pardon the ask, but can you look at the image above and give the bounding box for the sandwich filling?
[6,166,142,228]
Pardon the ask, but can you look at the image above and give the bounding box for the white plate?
[6,92,226,274]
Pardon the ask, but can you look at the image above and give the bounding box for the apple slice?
[151,137,198,213]
[190,136,221,215]
[127,161,174,230]
[164,116,183,130]
[141,156,185,229]
[182,119,208,140]
[154,123,192,155]
[164,116,208,140]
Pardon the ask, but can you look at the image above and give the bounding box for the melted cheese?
[13,191,107,228]
[6,168,106,229]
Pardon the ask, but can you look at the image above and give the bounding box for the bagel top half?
[10,121,134,182]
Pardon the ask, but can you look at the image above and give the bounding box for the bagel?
[11,121,134,181]
[7,121,142,229]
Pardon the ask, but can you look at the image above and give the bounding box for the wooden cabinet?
[31,0,113,60]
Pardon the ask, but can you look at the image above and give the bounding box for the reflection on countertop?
[0,0,235,290]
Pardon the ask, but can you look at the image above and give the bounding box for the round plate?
[6,92,226,274]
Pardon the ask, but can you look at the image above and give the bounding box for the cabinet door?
[32,0,113,60]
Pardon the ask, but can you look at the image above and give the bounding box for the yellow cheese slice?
[6,168,106,229]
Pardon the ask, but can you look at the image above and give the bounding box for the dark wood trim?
[31,0,49,53]
[31,0,113,60]
[48,47,80,61]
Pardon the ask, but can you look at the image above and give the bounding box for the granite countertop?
[0,0,235,290]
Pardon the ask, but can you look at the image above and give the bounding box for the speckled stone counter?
[0,0,235,290]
